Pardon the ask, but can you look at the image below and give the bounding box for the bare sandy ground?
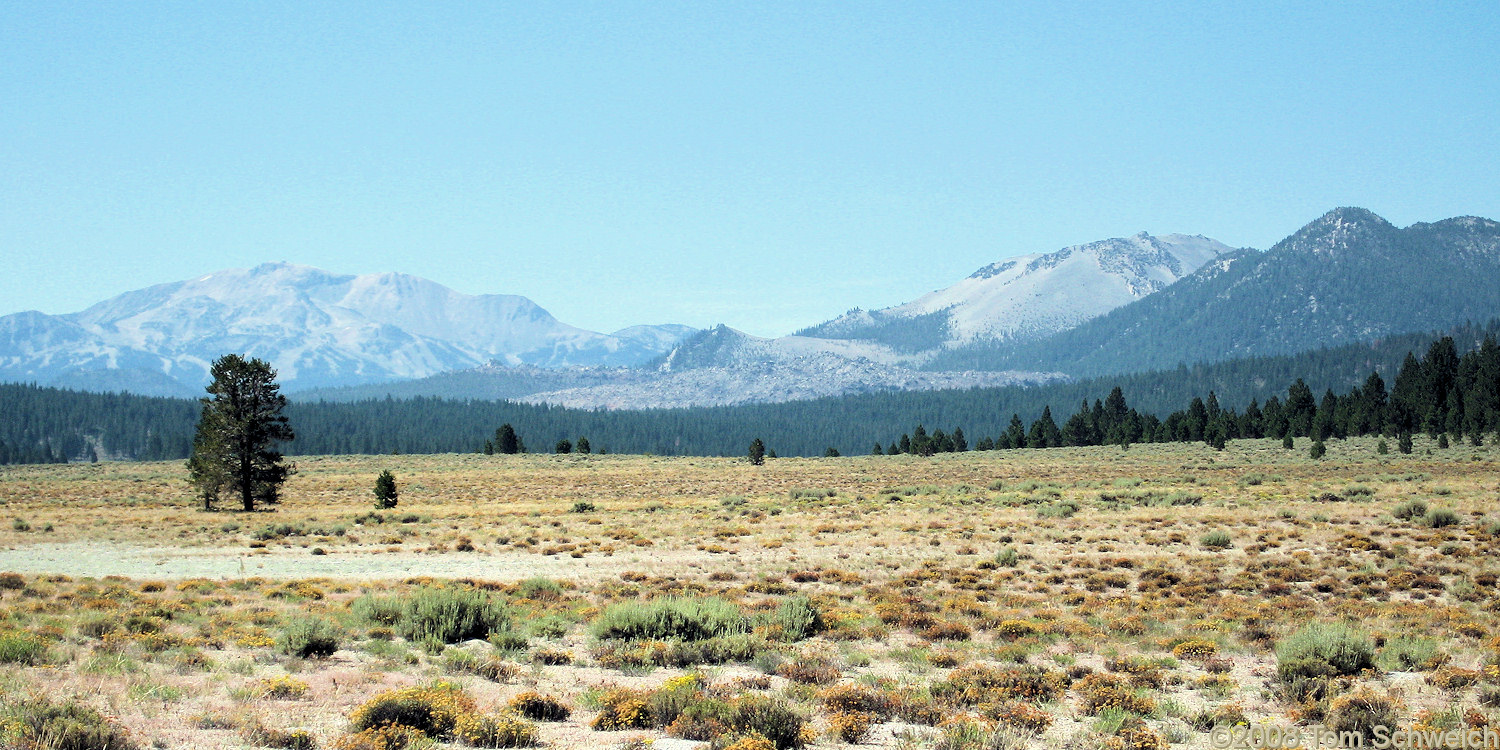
[0,541,678,582]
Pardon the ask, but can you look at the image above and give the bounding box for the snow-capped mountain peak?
[0,265,697,394]
[801,232,1234,351]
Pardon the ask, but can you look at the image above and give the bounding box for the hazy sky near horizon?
[3,2,1498,337]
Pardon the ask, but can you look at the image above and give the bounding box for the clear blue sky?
[3,2,1497,337]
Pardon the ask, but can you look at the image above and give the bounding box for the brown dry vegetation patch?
[0,436,1497,748]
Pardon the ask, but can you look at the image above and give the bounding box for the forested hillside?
[2,321,1496,463]
[930,209,1500,376]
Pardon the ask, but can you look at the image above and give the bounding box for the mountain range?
[3,208,1498,408]
[296,230,1236,406]
[797,232,1232,352]
[0,263,696,395]
[927,208,1500,376]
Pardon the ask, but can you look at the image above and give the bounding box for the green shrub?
[516,577,564,601]
[1378,637,1441,672]
[595,633,766,668]
[1036,499,1078,518]
[771,596,825,641]
[994,547,1020,567]
[353,594,406,625]
[527,614,570,639]
[1422,508,1461,528]
[592,597,749,641]
[1277,623,1375,678]
[789,488,835,500]
[279,617,342,658]
[1200,531,1232,549]
[1392,500,1428,520]
[489,630,530,652]
[730,696,807,749]
[7,697,138,750]
[401,587,511,644]
[0,632,50,665]
[569,501,596,513]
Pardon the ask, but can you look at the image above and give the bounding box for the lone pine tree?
[373,470,398,509]
[187,354,295,512]
[748,438,766,466]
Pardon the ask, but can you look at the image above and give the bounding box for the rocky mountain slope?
[798,232,1233,353]
[517,325,1061,408]
[939,208,1500,376]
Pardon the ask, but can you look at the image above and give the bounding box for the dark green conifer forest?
[2,321,1497,464]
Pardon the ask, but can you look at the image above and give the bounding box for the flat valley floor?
[0,437,1497,749]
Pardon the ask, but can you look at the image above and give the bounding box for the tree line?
[873,334,1498,454]
[1,322,1497,464]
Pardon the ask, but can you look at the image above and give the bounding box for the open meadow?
[1,437,1498,749]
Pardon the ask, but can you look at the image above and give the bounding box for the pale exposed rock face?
[802,232,1231,350]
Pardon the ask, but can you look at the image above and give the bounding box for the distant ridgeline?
[1,320,1497,464]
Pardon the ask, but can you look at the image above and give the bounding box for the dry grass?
[0,435,1496,748]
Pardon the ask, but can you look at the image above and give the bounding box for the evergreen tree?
[824,446,840,457]
[1027,406,1061,448]
[187,354,295,512]
[951,427,967,452]
[898,434,912,454]
[1184,397,1208,441]
[1240,399,1264,438]
[495,424,520,455]
[871,442,884,455]
[1311,390,1337,441]
[1390,352,1424,433]
[1062,400,1098,446]
[555,439,572,454]
[1422,337,1460,436]
[1102,386,1130,443]
[1262,396,1288,440]
[1359,371,1389,434]
[373,469,398,509]
[1398,431,1413,454]
[1285,379,1317,436]
[576,436,591,454]
[911,425,932,456]
[1005,414,1026,449]
[1205,419,1227,451]
[748,438,766,466]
